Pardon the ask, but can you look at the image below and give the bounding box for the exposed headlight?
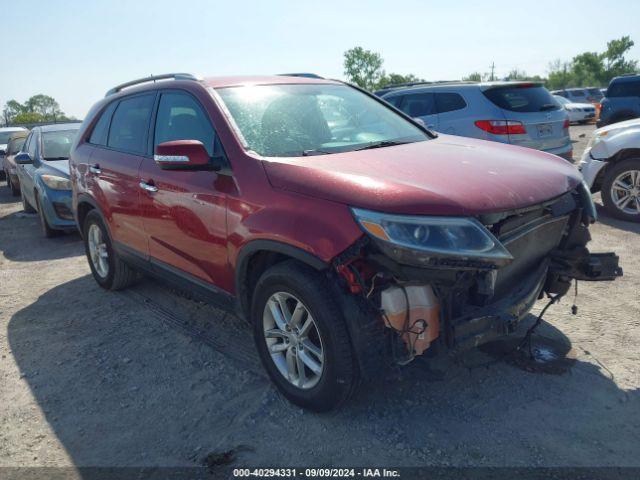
[351,208,513,267]
[41,174,71,190]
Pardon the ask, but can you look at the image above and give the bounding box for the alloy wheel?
[87,224,109,278]
[610,169,640,216]
[262,291,324,389]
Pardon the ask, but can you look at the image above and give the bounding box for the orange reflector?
[360,220,390,241]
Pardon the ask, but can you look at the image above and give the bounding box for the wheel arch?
[234,240,328,319]
[75,194,103,238]
[593,148,640,192]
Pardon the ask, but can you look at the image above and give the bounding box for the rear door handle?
[89,164,101,174]
[139,180,158,193]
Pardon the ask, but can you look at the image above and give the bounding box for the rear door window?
[435,93,467,113]
[399,93,435,117]
[107,94,155,154]
[608,81,640,97]
[89,102,117,146]
[483,85,560,112]
[384,95,404,108]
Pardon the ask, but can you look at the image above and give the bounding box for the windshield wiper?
[301,149,333,156]
[44,156,69,160]
[354,140,411,151]
[539,104,558,111]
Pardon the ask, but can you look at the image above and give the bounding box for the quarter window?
[154,92,215,156]
[107,94,155,154]
[89,102,117,146]
[435,93,467,113]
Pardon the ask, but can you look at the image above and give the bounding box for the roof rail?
[377,80,476,92]
[278,73,324,79]
[105,73,199,96]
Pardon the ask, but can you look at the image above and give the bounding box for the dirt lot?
[1,124,639,472]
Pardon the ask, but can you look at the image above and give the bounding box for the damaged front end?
[333,182,622,368]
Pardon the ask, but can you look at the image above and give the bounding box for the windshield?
[9,137,27,154]
[42,130,78,160]
[0,131,20,144]
[215,84,428,157]
[553,95,570,105]
[483,85,560,112]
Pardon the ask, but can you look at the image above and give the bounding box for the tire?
[601,158,640,222]
[21,189,35,213]
[9,177,20,197]
[251,260,358,411]
[83,210,139,290]
[35,194,60,238]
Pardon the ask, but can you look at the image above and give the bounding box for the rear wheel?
[602,158,640,222]
[251,261,358,411]
[35,194,60,238]
[83,210,139,290]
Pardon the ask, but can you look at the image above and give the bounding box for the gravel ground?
[0,124,639,472]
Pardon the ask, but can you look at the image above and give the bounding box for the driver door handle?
[139,180,158,193]
[89,164,101,174]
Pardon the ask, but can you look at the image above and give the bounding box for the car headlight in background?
[351,208,513,267]
[41,174,71,190]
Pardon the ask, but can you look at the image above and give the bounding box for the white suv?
[580,118,640,222]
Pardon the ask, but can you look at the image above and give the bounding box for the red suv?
[70,73,621,411]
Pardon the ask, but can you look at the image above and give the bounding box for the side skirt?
[113,242,238,314]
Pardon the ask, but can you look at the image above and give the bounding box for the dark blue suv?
[598,74,640,127]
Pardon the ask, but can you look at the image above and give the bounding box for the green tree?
[602,36,638,80]
[376,72,424,89]
[2,94,71,125]
[13,112,45,124]
[343,47,385,91]
[462,72,485,82]
[2,100,24,125]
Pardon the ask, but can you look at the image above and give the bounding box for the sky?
[2,0,639,119]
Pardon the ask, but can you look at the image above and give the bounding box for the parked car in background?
[376,81,572,160]
[3,130,29,196]
[0,126,28,180]
[551,87,603,104]
[15,123,80,236]
[69,73,620,411]
[598,74,640,127]
[580,117,640,222]
[553,95,596,124]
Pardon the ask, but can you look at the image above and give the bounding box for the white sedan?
[579,118,640,222]
[553,95,596,124]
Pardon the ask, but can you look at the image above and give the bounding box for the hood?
[263,135,582,216]
[42,159,70,177]
[595,117,640,136]
[567,102,595,109]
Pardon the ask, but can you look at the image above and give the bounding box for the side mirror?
[14,152,32,165]
[154,140,216,171]
[0,148,5,156]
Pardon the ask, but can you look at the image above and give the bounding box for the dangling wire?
[517,294,561,358]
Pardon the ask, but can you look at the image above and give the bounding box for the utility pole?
[489,62,496,81]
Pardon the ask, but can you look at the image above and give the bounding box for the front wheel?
[83,210,139,290]
[36,194,60,238]
[601,158,640,222]
[251,261,358,411]
[21,189,35,213]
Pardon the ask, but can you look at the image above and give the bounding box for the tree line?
[343,36,638,91]
[2,94,74,126]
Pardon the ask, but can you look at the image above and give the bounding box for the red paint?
[70,76,583,297]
